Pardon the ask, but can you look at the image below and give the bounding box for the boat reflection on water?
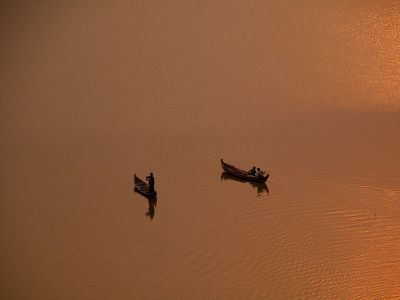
[145,197,157,220]
[221,172,269,195]
[134,190,158,220]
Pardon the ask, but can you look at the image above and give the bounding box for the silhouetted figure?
[146,172,155,193]
[248,166,257,176]
[256,168,266,178]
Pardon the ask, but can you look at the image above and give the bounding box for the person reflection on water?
[146,198,157,220]
[146,172,155,193]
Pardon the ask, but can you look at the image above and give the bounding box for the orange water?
[1,1,400,299]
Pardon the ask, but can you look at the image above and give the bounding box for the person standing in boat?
[256,168,266,178]
[248,166,257,176]
[146,172,155,193]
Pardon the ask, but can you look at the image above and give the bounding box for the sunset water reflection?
[1,1,400,299]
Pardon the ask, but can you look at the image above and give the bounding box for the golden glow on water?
[303,2,400,111]
[1,1,400,299]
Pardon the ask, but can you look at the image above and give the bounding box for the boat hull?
[134,174,157,198]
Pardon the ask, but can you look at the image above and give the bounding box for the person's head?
[150,172,153,176]
[257,168,260,171]
[252,166,256,169]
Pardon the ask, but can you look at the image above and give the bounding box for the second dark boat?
[220,159,269,183]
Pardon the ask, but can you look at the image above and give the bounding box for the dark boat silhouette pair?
[134,160,269,217]
[134,160,269,197]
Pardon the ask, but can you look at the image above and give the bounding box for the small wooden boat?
[134,174,157,198]
[220,159,269,183]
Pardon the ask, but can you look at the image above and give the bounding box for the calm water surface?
[1,1,400,299]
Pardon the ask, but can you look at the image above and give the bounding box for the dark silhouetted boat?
[134,174,157,198]
[220,159,269,183]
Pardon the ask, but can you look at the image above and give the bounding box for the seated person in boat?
[146,172,155,193]
[256,168,266,178]
[248,166,257,176]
